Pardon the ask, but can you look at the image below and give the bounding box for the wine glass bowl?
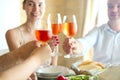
[35,20,52,44]
[63,22,77,38]
[35,29,52,44]
[48,13,63,36]
[51,23,63,35]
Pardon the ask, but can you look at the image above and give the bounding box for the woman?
[5,0,58,80]
[6,0,46,50]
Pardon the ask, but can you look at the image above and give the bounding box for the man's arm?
[0,54,40,80]
[0,44,51,80]
[0,41,40,71]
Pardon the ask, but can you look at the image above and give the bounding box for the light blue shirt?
[77,23,120,65]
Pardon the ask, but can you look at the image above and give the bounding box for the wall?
[0,0,20,49]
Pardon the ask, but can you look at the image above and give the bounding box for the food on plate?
[68,75,99,80]
[72,61,105,75]
[57,75,99,80]
[78,61,104,71]
[73,69,92,75]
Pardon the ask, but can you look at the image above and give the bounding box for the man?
[63,0,120,65]
[0,41,51,80]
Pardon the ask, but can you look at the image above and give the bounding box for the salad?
[68,75,98,80]
[57,75,99,80]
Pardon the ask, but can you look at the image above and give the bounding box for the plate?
[36,65,75,78]
[72,61,108,75]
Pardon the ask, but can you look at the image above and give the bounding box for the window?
[0,0,20,49]
[96,0,108,26]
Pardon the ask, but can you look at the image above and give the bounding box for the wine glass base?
[51,52,63,56]
[39,57,51,68]
[38,64,50,69]
[64,54,82,58]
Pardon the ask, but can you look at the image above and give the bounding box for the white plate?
[72,61,108,75]
[36,65,75,78]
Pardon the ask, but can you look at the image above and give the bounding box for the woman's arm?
[5,29,21,51]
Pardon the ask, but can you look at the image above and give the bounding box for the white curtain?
[82,0,108,61]
[82,0,99,36]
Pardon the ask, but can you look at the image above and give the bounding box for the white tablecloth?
[99,65,120,80]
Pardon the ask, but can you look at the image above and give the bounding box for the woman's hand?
[48,36,59,52]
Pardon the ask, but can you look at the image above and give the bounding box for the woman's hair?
[23,0,45,4]
[23,0,26,4]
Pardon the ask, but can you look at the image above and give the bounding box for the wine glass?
[63,14,79,58]
[47,13,63,56]
[35,20,52,67]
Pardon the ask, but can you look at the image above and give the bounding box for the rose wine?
[51,23,63,35]
[35,30,52,43]
[63,22,77,37]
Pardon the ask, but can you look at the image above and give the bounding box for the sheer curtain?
[82,0,99,36]
[82,0,108,35]
[82,0,108,61]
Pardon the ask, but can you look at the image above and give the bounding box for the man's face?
[107,0,120,21]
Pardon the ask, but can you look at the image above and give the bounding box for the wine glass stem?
[51,45,58,56]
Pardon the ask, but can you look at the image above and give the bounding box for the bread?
[78,61,104,71]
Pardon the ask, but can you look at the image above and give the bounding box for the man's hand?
[30,43,52,65]
[0,41,41,71]
[62,37,83,54]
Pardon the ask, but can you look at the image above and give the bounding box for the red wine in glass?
[35,30,52,44]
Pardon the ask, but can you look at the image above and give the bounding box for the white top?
[77,23,120,65]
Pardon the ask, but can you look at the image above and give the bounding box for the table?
[98,65,120,80]
[37,65,120,80]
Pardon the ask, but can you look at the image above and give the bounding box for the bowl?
[39,72,61,77]
[36,65,74,78]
